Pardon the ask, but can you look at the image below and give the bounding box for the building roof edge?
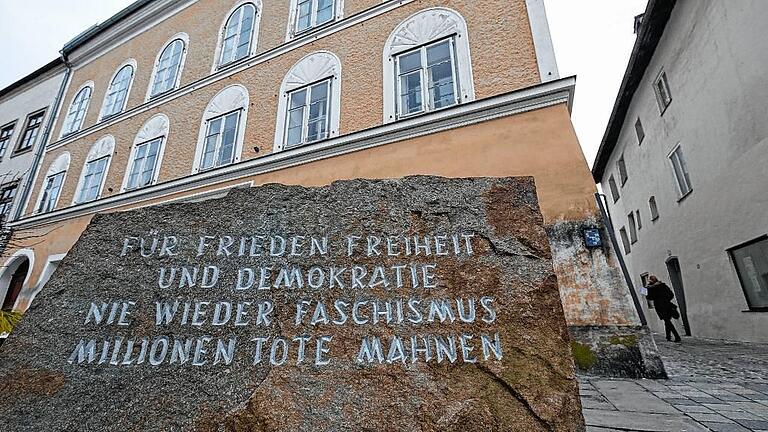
[0,58,65,102]
[591,0,676,181]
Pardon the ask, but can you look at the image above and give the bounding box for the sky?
[0,0,647,167]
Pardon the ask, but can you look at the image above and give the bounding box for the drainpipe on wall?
[13,54,72,221]
[595,192,647,326]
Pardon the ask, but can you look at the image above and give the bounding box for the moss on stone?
[608,335,638,347]
[571,342,597,371]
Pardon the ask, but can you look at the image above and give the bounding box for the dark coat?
[647,281,676,320]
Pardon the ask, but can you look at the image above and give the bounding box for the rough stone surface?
[0,176,584,431]
[570,325,666,379]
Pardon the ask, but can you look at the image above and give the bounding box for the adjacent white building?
[593,0,768,342]
[0,60,66,225]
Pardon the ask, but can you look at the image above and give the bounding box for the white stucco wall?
[0,69,66,221]
[599,0,768,342]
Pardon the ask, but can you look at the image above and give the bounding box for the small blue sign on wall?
[584,228,602,248]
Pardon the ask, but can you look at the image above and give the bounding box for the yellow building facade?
[0,0,658,375]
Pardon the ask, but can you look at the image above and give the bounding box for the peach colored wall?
[11,104,597,305]
[33,0,539,215]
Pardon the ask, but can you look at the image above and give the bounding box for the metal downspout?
[13,55,72,221]
[595,192,647,325]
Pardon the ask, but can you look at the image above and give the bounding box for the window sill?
[290,20,338,41]
[742,309,768,313]
[10,148,33,158]
[651,216,659,222]
[658,99,672,116]
[677,189,692,203]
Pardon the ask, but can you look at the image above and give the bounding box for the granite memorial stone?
[0,176,584,431]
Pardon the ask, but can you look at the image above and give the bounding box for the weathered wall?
[10,104,639,328]
[599,0,768,342]
[36,0,539,215]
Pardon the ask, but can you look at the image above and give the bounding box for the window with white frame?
[38,172,65,213]
[126,138,162,190]
[273,52,340,153]
[295,0,335,33]
[150,39,185,97]
[62,85,92,135]
[383,8,474,123]
[75,157,109,203]
[36,153,70,214]
[635,209,642,230]
[74,136,114,204]
[285,79,331,148]
[669,144,692,197]
[194,86,248,172]
[125,114,169,190]
[101,64,134,119]
[200,110,241,171]
[654,70,672,113]
[396,39,458,118]
[219,3,257,67]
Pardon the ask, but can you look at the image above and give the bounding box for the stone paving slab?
[580,336,768,431]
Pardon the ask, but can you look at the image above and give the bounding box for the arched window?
[383,8,474,123]
[61,82,93,136]
[123,115,169,191]
[193,85,249,173]
[101,61,136,119]
[273,52,341,152]
[74,136,114,204]
[35,152,70,214]
[217,2,259,68]
[149,37,187,98]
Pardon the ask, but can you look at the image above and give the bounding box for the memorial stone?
[0,176,584,431]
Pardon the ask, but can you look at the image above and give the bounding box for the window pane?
[201,118,222,169]
[399,72,422,115]
[286,108,305,147]
[235,5,255,60]
[297,0,312,31]
[427,41,456,109]
[732,239,768,308]
[307,82,329,142]
[398,51,422,74]
[217,112,239,166]
[316,0,334,24]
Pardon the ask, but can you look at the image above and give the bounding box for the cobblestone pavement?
[580,336,768,432]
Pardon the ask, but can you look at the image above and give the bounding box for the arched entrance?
[2,258,29,311]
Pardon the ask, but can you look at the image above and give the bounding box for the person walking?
[646,275,682,342]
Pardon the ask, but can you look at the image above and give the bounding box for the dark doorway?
[666,257,692,336]
[2,259,29,311]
